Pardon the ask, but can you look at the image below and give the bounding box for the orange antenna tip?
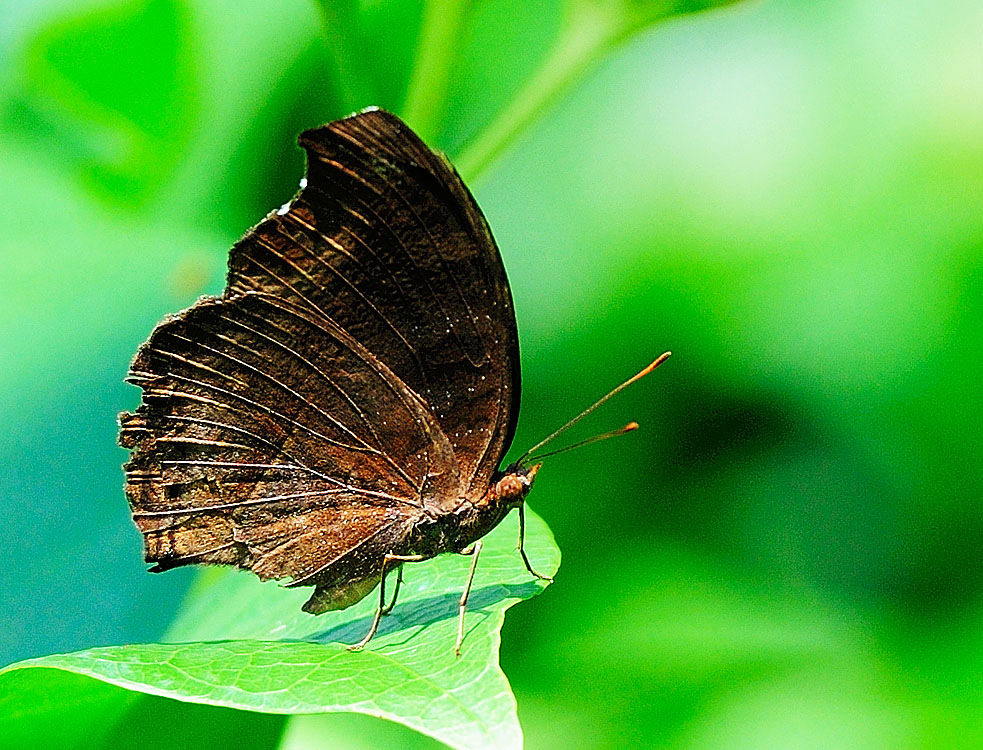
[635,351,672,380]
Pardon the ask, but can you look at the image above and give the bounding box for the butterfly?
[119,108,668,654]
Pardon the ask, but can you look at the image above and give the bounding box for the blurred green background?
[2,0,983,747]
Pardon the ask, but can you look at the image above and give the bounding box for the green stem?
[401,0,472,142]
[453,3,621,182]
[314,0,376,112]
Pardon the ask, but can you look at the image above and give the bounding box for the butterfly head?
[494,462,540,507]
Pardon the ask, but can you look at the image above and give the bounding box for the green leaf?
[0,668,286,750]
[0,507,559,750]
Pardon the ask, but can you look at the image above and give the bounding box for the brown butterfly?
[119,108,668,654]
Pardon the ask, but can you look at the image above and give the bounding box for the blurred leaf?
[0,668,286,750]
[505,548,899,749]
[0,508,559,750]
[280,711,449,750]
[454,0,748,178]
[437,0,564,155]
[575,0,746,36]
[5,0,198,206]
[673,668,915,750]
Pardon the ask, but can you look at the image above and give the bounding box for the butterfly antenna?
[525,422,640,462]
[516,351,671,466]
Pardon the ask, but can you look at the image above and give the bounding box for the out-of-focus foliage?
[1,0,982,748]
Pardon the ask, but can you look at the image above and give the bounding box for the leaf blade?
[0,507,559,750]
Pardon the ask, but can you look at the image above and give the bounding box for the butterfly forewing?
[230,111,519,493]
[120,109,520,607]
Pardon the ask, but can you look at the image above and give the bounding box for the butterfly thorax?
[409,464,539,556]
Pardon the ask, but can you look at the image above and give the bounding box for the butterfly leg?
[381,564,404,616]
[518,503,553,583]
[454,541,483,657]
[348,553,425,652]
